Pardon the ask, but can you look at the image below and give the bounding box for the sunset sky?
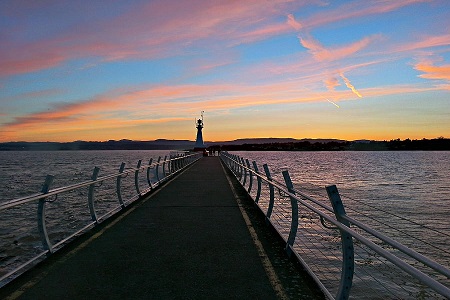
[1,0,449,142]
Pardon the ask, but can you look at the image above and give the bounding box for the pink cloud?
[287,14,302,31]
[0,1,310,77]
[0,46,66,76]
[300,34,380,61]
[300,0,429,30]
[2,78,447,142]
[414,60,450,82]
[324,76,340,91]
[235,23,292,44]
[2,89,65,103]
[395,34,450,53]
[0,0,434,78]
[0,79,334,138]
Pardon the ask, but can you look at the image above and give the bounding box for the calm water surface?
[231,151,450,299]
[0,150,171,201]
[231,151,450,225]
[231,151,450,251]
[1,150,449,297]
[0,150,172,280]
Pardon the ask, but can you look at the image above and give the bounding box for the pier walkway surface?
[1,157,323,300]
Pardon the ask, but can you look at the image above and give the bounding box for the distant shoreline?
[0,138,449,151]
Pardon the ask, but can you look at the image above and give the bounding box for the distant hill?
[0,140,194,151]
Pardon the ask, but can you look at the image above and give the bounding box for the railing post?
[240,157,246,182]
[246,159,253,193]
[252,161,262,203]
[162,155,168,179]
[162,155,167,180]
[230,154,235,173]
[172,155,177,173]
[37,175,54,253]
[233,155,239,175]
[282,171,299,257]
[176,154,180,171]
[155,156,161,183]
[242,157,248,187]
[117,162,126,208]
[223,153,229,168]
[236,156,242,180]
[326,185,354,300]
[88,167,100,224]
[263,164,275,220]
[135,160,142,196]
[146,159,153,190]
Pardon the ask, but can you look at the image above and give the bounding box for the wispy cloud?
[300,0,429,30]
[1,89,65,104]
[1,0,435,78]
[287,14,302,31]
[299,34,380,62]
[0,80,341,138]
[392,34,450,53]
[324,76,340,92]
[1,0,448,141]
[2,78,445,142]
[0,0,308,77]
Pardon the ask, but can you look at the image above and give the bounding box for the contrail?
[339,72,362,98]
[297,84,341,109]
[326,99,340,108]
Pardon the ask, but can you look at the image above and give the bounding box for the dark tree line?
[219,138,450,151]
[1,137,448,151]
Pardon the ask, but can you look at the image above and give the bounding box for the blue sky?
[1,0,449,142]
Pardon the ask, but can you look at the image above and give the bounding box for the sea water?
[230,150,450,299]
[1,150,449,297]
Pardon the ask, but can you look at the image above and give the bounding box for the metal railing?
[0,152,201,287]
[220,151,450,300]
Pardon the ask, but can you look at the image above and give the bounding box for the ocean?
[1,150,449,298]
[229,150,450,299]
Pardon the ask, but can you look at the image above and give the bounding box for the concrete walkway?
[1,157,323,299]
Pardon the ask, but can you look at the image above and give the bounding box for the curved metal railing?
[0,152,201,287]
[220,151,450,300]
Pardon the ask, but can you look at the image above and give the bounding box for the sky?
[0,0,449,142]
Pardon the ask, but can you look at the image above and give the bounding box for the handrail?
[0,154,196,211]
[341,214,450,279]
[0,152,201,287]
[220,151,450,300]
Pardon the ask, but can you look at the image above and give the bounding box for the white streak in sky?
[339,72,362,98]
[327,99,340,108]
